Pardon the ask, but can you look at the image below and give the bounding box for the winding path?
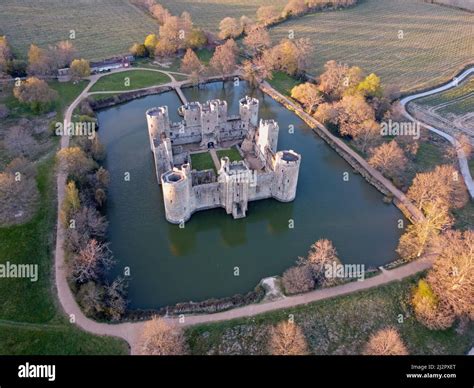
[54,68,435,355]
[400,67,474,198]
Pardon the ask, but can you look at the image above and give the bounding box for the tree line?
[57,129,127,321]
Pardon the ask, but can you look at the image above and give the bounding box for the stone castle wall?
[147,96,301,224]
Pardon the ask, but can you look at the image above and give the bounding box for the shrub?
[282,265,315,295]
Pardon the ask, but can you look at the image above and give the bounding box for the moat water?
[98,81,405,309]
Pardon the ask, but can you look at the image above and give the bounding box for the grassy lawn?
[268,71,300,97]
[172,73,190,82]
[413,139,450,173]
[90,70,171,92]
[0,322,128,355]
[196,48,214,64]
[185,275,474,355]
[3,80,87,120]
[217,147,242,162]
[0,78,128,354]
[191,152,215,171]
[453,201,474,231]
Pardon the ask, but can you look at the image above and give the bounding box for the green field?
[216,147,242,162]
[0,80,129,354]
[195,48,214,65]
[413,77,474,116]
[0,0,157,60]
[2,80,88,120]
[269,0,473,92]
[191,151,215,171]
[268,71,301,96]
[185,275,474,355]
[0,157,128,354]
[2,0,472,92]
[160,0,473,92]
[90,70,171,92]
[159,0,287,32]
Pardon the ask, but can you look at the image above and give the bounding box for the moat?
[98,81,405,309]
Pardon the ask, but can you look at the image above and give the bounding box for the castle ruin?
[146,96,301,224]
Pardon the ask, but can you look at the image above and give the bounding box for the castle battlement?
[146,96,301,224]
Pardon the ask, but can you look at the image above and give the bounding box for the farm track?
[430,92,474,114]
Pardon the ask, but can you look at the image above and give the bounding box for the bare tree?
[300,238,342,286]
[411,279,455,330]
[139,316,187,355]
[4,125,38,158]
[72,239,114,284]
[209,39,238,77]
[352,122,381,154]
[335,94,377,138]
[180,48,204,75]
[241,57,272,88]
[150,3,171,25]
[363,327,408,355]
[64,206,108,253]
[407,165,469,211]
[104,277,128,321]
[268,321,308,355]
[318,60,363,101]
[218,17,242,39]
[243,25,271,55]
[77,281,106,317]
[13,77,58,112]
[240,15,254,34]
[256,5,280,25]
[396,201,452,261]
[282,265,315,294]
[290,83,323,113]
[156,16,181,55]
[52,40,76,68]
[427,230,474,322]
[283,0,308,17]
[368,140,407,180]
[0,35,12,74]
[263,38,310,76]
[5,156,37,178]
[57,147,96,180]
[0,171,39,225]
[27,45,54,75]
[314,102,338,125]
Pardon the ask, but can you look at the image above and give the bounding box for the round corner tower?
[146,106,170,150]
[161,169,192,224]
[239,96,259,128]
[273,150,301,202]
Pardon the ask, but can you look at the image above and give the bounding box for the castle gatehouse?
[146,96,301,224]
